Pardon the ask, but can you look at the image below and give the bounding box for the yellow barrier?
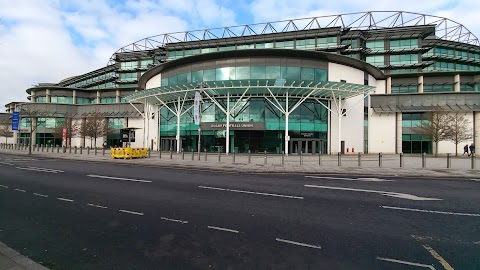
[111,147,148,159]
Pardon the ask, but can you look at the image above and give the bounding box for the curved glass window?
[35,96,46,103]
[161,66,327,87]
[51,96,73,104]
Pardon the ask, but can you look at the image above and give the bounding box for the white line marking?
[208,226,239,233]
[14,188,26,193]
[0,185,8,189]
[198,185,303,199]
[87,203,108,209]
[377,257,436,269]
[381,205,480,217]
[161,217,188,224]
[16,167,60,173]
[87,174,152,183]
[305,176,394,182]
[275,238,321,249]
[33,193,48,198]
[119,209,144,216]
[27,166,64,172]
[304,184,442,201]
[57,197,74,202]
[0,162,14,165]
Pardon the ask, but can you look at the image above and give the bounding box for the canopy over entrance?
[126,80,375,155]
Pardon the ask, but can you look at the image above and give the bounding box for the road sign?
[12,112,20,131]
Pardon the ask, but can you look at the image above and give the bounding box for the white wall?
[127,117,145,148]
[328,63,366,153]
[436,112,475,155]
[146,73,161,89]
[368,112,396,153]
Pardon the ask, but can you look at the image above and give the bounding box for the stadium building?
[3,11,480,155]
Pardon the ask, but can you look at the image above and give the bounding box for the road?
[0,152,479,270]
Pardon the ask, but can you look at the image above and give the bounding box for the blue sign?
[12,112,19,131]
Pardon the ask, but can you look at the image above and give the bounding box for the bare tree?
[52,116,78,147]
[0,120,13,144]
[77,113,113,148]
[413,111,450,156]
[18,105,48,155]
[446,113,472,156]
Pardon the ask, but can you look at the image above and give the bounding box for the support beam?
[226,91,230,155]
[176,96,181,153]
[285,91,289,156]
[396,112,402,154]
[418,75,424,93]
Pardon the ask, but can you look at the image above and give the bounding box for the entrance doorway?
[160,137,177,151]
[289,139,323,154]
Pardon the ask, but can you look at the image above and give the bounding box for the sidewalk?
[1,148,479,179]
[0,242,49,270]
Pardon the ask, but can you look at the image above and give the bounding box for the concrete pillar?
[46,89,51,103]
[31,118,37,146]
[31,90,36,103]
[96,91,100,104]
[418,75,424,93]
[386,77,392,94]
[475,112,480,149]
[116,90,121,103]
[454,74,460,92]
[72,90,77,104]
[396,112,402,154]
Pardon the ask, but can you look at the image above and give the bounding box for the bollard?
[337,152,341,166]
[74,146,77,154]
[87,147,90,155]
[69,146,72,154]
[264,150,267,165]
[300,151,303,165]
[446,153,451,169]
[318,152,322,166]
[159,149,162,159]
[94,147,97,155]
[422,152,426,168]
[57,145,60,153]
[217,149,221,162]
[103,148,105,156]
[358,152,362,167]
[169,148,172,159]
[205,148,209,161]
[191,151,194,161]
[181,148,184,160]
[248,150,251,164]
[148,149,151,158]
[471,154,476,170]
[232,152,235,163]
[400,153,404,168]
[47,145,49,152]
[379,152,383,167]
[282,151,285,165]
[42,144,44,152]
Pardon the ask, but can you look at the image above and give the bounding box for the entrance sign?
[12,112,20,131]
[194,91,202,125]
[200,122,266,131]
[121,129,136,142]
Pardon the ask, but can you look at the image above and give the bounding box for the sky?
[0,0,479,108]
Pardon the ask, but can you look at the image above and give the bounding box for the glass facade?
[51,96,74,104]
[402,113,432,154]
[390,54,418,65]
[390,38,418,50]
[391,85,417,93]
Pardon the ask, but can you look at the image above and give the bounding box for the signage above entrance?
[201,122,265,131]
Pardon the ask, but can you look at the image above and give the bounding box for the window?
[366,40,384,51]
[317,37,337,48]
[390,38,418,50]
[391,85,417,93]
[35,96,46,103]
[77,97,93,104]
[366,55,384,66]
[275,40,294,49]
[108,118,124,129]
[119,72,138,82]
[390,54,418,65]
[341,39,358,48]
[140,59,153,68]
[120,61,137,70]
[101,97,116,104]
[296,39,315,50]
[423,84,453,92]
[50,96,73,104]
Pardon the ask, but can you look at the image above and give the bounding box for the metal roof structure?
[125,80,375,105]
[109,11,480,64]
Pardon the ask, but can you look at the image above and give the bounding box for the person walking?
[469,143,475,156]
[463,144,469,156]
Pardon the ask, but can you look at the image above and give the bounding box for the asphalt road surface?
[0,152,479,270]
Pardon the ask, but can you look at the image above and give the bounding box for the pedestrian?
[463,144,469,156]
[469,143,475,156]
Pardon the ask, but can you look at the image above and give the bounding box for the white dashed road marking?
[14,188,26,193]
[377,257,436,269]
[86,174,152,183]
[119,209,144,216]
[382,205,480,217]
[207,226,239,234]
[0,185,8,189]
[33,193,48,198]
[161,217,188,224]
[87,203,108,209]
[0,162,14,166]
[275,238,321,250]
[57,198,74,202]
[305,176,394,182]
[199,185,304,200]
[16,167,64,173]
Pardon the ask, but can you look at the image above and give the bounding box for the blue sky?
[0,0,478,107]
